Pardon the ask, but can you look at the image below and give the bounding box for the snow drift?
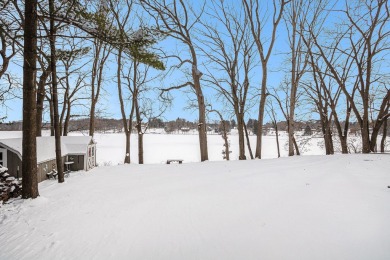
[0,154,389,260]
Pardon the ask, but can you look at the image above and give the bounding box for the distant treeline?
[1,118,389,136]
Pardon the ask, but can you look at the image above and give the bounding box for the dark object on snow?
[166,159,183,164]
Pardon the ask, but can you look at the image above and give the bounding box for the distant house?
[180,127,190,132]
[0,136,96,183]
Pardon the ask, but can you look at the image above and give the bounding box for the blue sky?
[1,0,347,124]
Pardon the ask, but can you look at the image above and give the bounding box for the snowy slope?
[1,154,389,260]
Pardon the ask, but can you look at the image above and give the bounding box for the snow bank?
[0,154,389,259]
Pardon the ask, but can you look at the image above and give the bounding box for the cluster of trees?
[0,0,389,199]
[1,0,164,198]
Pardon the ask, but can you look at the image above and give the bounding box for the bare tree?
[343,0,390,153]
[302,11,355,154]
[123,59,163,164]
[141,0,209,162]
[201,0,256,160]
[0,0,20,79]
[57,40,90,136]
[268,84,301,155]
[303,59,335,155]
[36,52,51,137]
[110,0,164,163]
[369,88,390,151]
[305,0,390,153]
[110,0,134,164]
[284,0,311,156]
[89,38,112,137]
[242,0,290,158]
[46,0,67,182]
[0,1,22,121]
[22,0,39,198]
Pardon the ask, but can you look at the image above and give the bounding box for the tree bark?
[36,70,49,136]
[222,123,230,161]
[49,97,55,136]
[243,0,288,159]
[380,119,387,153]
[255,68,267,159]
[237,113,246,160]
[22,0,39,199]
[243,122,254,159]
[49,0,64,183]
[116,48,133,164]
[293,136,300,155]
[361,92,371,153]
[135,98,143,164]
[275,121,280,158]
[63,98,71,136]
[369,92,390,152]
[193,69,208,162]
[89,40,108,137]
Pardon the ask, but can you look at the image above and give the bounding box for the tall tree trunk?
[361,91,371,153]
[222,125,230,161]
[276,126,280,158]
[125,106,135,164]
[193,69,208,162]
[288,14,297,157]
[59,73,70,136]
[321,114,334,155]
[89,40,101,137]
[324,125,334,155]
[293,136,300,155]
[319,115,329,154]
[124,129,131,163]
[135,99,143,164]
[22,0,39,199]
[49,97,55,136]
[369,94,390,152]
[380,119,387,153]
[137,131,144,164]
[116,48,134,164]
[49,0,64,183]
[36,70,49,136]
[255,67,267,159]
[331,107,349,154]
[237,112,246,160]
[243,122,254,159]
[89,102,96,136]
[63,99,71,136]
[288,111,296,156]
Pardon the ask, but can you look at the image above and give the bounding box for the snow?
[0,154,389,259]
[0,136,93,163]
[5,177,15,182]
[0,166,7,173]
[90,132,304,165]
[0,131,389,259]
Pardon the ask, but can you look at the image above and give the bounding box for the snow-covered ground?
[1,154,389,259]
[0,130,326,165]
[0,131,389,259]
[79,130,325,165]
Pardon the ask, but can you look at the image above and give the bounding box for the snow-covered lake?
[0,131,389,259]
[0,130,325,165]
